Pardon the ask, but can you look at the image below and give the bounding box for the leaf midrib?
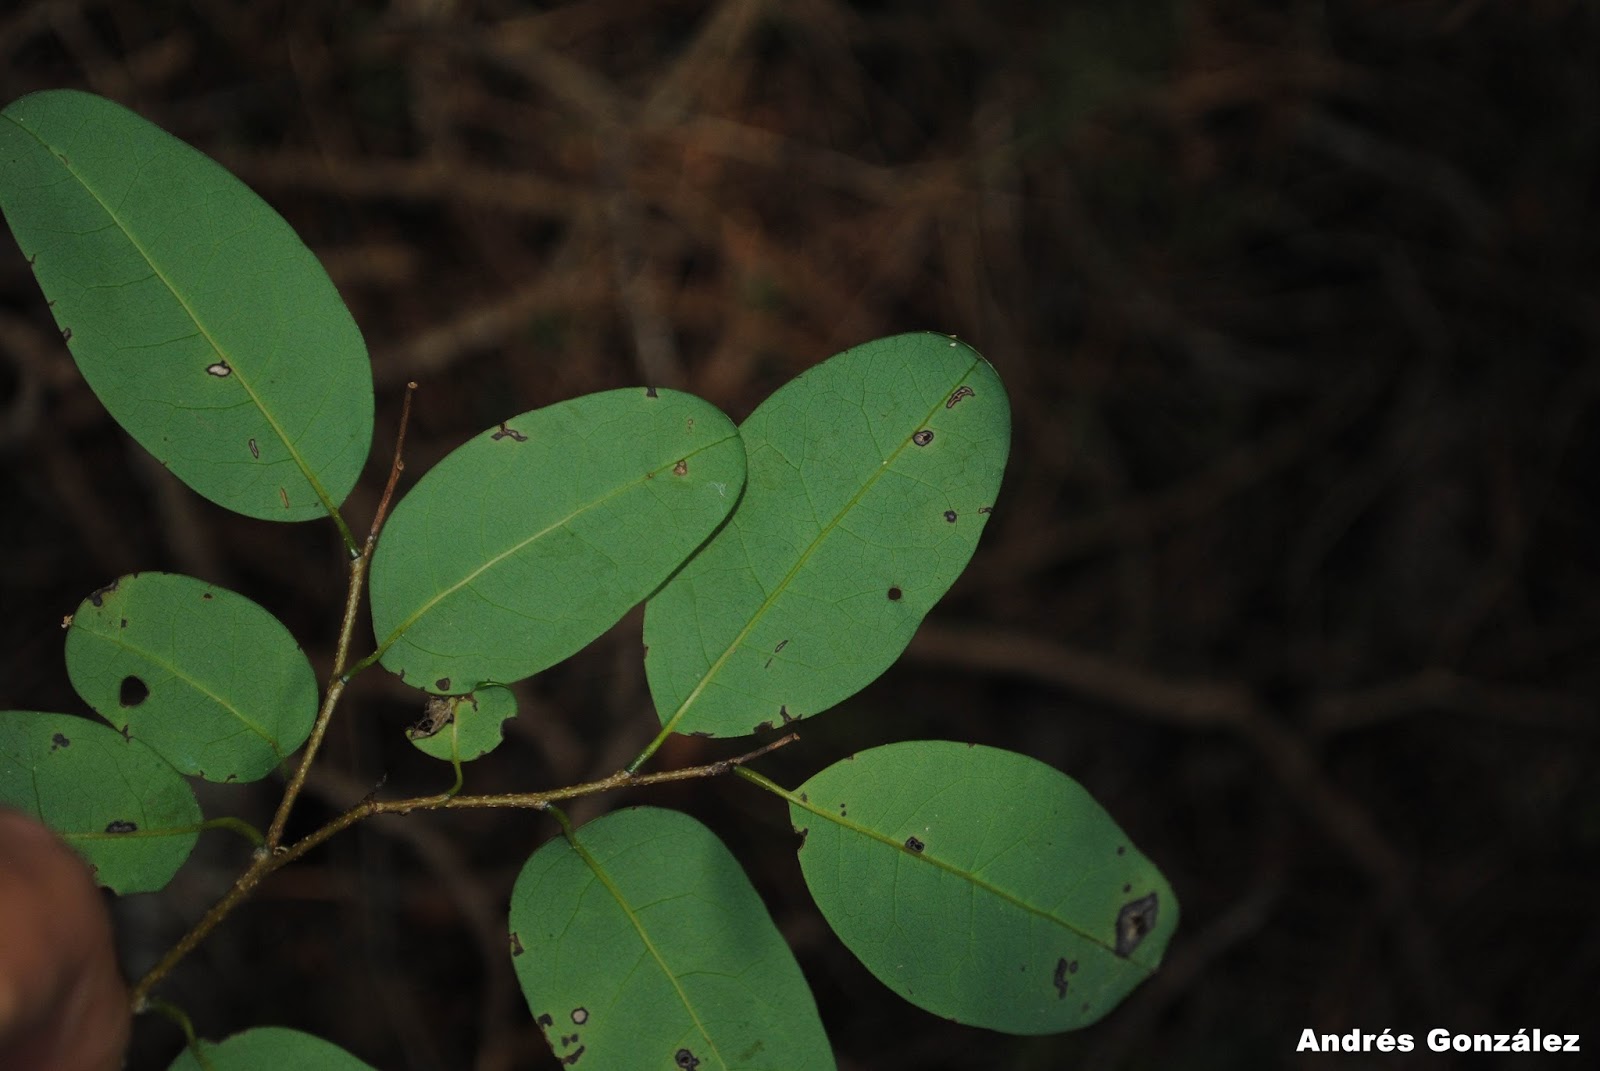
[374,432,742,665]
[787,789,1150,974]
[658,356,981,738]
[564,828,729,1070]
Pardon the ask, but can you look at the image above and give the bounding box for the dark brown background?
[2,2,1597,1068]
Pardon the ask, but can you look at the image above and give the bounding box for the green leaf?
[643,333,1009,740]
[510,807,835,1071]
[369,389,745,694]
[165,1027,377,1071]
[787,741,1177,1034]
[0,89,373,521]
[406,684,516,762]
[63,572,318,782]
[0,710,201,894]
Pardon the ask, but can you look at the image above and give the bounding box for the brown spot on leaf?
[559,1047,584,1065]
[201,592,213,600]
[645,386,659,398]
[88,580,119,607]
[905,836,925,853]
[672,458,688,476]
[50,733,69,750]
[676,1050,700,1069]
[279,487,290,509]
[946,385,975,408]
[435,677,451,692]
[571,1007,588,1025]
[978,505,994,514]
[943,510,957,523]
[779,705,794,724]
[753,720,774,733]
[491,422,527,442]
[1053,957,1070,998]
[1114,892,1159,958]
[119,676,149,707]
[61,327,72,342]
[912,429,934,446]
[205,361,231,377]
[248,438,259,459]
[887,586,903,601]
[537,1013,554,1028]
[509,932,524,956]
[408,697,455,741]
[105,820,138,834]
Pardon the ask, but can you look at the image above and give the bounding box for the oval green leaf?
[166,1027,378,1071]
[0,710,201,894]
[0,89,373,521]
[64,572,318,782]
[643,333,1009,739]
[369,388,745,693]
[406,684,516,762]
[788,741,1177,1034]
[510,806,835,1071]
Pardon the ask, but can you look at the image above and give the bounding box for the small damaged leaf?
[406,685,517,764]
